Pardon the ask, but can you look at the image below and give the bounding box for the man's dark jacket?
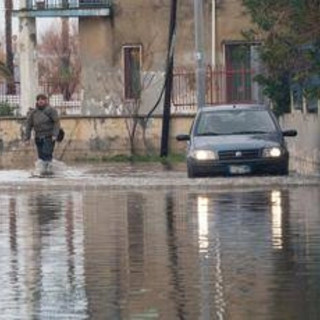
[25,106,60,140]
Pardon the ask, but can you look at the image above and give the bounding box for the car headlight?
[262,147,282,158]
[190,150,217,160]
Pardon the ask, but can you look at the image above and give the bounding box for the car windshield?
[195,109,277,136]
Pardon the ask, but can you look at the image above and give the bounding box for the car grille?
[218,149,260,161]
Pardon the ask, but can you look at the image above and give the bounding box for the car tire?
[187,164,198,178]
[270,164,288,176]
[277,167,289,176]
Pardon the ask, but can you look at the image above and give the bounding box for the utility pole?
[61,18,70,100]
[160,0,178,157]
[5,0,15,93]
[194,0,206,109]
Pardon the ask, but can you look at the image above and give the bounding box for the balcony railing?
[13,0,112,17]
[172,65,261,113]
[28,0,111,10]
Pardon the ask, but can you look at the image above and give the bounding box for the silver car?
[176,104,297,178]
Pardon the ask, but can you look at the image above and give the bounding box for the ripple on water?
[1,186,320,318]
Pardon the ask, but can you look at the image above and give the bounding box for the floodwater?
[0,163,320,320]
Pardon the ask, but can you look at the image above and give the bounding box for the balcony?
[13,0,112,18]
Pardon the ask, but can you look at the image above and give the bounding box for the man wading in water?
[24,94,61,176]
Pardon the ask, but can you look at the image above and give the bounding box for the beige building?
[13,0,263,115]
[10,0,320,173]
[78,0,263,114]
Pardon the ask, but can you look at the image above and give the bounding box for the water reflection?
[0,191,87,319]
[271,190,283,249]
[127,192,145,292]
[196,195,226,320]
[0,186,320,319]
[165,192,188,320]
[197,196,209,252]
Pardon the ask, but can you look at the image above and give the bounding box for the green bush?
[0,102,16,116]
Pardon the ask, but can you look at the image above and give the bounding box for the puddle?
[0,186,320,319]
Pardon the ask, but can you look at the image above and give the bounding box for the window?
[196,109,276,136]
[224,42,261,103]
[123,45,142,100]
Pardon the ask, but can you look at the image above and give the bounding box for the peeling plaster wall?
[77,0,255,116]
[78,0,212,115]
[215,0,255,65]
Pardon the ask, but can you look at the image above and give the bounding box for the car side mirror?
[282,129,298,137]
[176,134,190,141]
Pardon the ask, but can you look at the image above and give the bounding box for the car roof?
[199,104,269,113]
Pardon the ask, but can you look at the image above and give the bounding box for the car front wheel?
[187,163,199,178]
[277,166,289,176]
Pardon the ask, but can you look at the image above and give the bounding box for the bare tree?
[37,20,81,100]
[102,70,158,156]
[0,61,11,79]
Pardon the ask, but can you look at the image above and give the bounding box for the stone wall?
[280,113,320,175]
[0,115,193,169]
[1,114,319,175]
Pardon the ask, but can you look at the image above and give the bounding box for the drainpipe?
[212,0,216,67]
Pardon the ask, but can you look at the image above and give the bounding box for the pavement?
[0,161,319,191]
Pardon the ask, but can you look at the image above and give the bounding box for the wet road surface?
[0,163,319,319]
[0,161,319,190]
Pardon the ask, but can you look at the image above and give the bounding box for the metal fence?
[1,66,261,116]
[0,81,81,115]
[172,65,258,113]
[0,82,20,115]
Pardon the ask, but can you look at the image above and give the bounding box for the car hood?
[192,134,283,151]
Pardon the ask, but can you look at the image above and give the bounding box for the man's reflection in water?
[26,193,64,315]
[24,192,87,318]
[29,193,62,229]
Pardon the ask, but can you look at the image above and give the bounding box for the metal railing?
[1,66,261,116]
[172,65,258,112]
[23,0,112,10]
[0,81,81,115]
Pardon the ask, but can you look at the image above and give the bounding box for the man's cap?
[36,93,48,101]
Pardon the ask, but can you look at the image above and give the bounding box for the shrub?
[0,102,16,116]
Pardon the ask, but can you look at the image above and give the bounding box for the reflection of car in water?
[176,104,298,178]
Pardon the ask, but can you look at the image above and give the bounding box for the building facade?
[13,0,264,115]
[11,0,319,173]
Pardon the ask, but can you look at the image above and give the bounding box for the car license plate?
[229,165,251,174]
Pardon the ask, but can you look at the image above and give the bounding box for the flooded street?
[0,164,320,319]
